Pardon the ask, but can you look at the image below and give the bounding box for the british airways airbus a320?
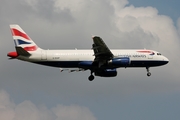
[7,25,169,81]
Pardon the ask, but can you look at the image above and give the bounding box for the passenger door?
[41,50,47,60]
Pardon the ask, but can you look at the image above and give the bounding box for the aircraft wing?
[92,36,114,61]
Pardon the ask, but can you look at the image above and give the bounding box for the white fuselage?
[17,49,169,68]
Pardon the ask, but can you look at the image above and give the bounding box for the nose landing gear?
[88,75,94,81]
[88,71,95,81]
[146,67,151,77]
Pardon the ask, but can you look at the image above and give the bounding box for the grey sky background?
[0,0,180,120]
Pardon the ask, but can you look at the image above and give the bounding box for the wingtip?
[92,35,95,39]
[92,35,100,39]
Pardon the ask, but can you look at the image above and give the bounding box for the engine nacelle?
[109,57,130,67]
[95,69,117,77]
[79,61,92,68]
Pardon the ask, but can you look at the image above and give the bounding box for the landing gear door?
[41,50,47,60]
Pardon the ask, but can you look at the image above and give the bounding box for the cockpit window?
[157,53,161,55]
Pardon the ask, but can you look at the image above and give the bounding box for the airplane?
[7,24,169,81]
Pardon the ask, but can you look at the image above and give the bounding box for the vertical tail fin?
[10,24,41,51]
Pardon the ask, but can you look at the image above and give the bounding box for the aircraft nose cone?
[164,57,169,64]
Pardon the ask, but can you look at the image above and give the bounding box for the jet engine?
[95,69,117,77]
[109,57,130,67]
[79,61,93,68]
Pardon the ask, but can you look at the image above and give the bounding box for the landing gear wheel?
[88,75,94,81]
[147,72,151,77]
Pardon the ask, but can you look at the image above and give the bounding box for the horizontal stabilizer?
[8,57,16,60]
[15,47,31,56]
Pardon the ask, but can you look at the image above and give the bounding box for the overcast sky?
[0,0,180,120]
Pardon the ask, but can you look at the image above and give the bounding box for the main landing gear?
[88,68,152,81]
[146,67,151,77]
[88,71,95,81]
